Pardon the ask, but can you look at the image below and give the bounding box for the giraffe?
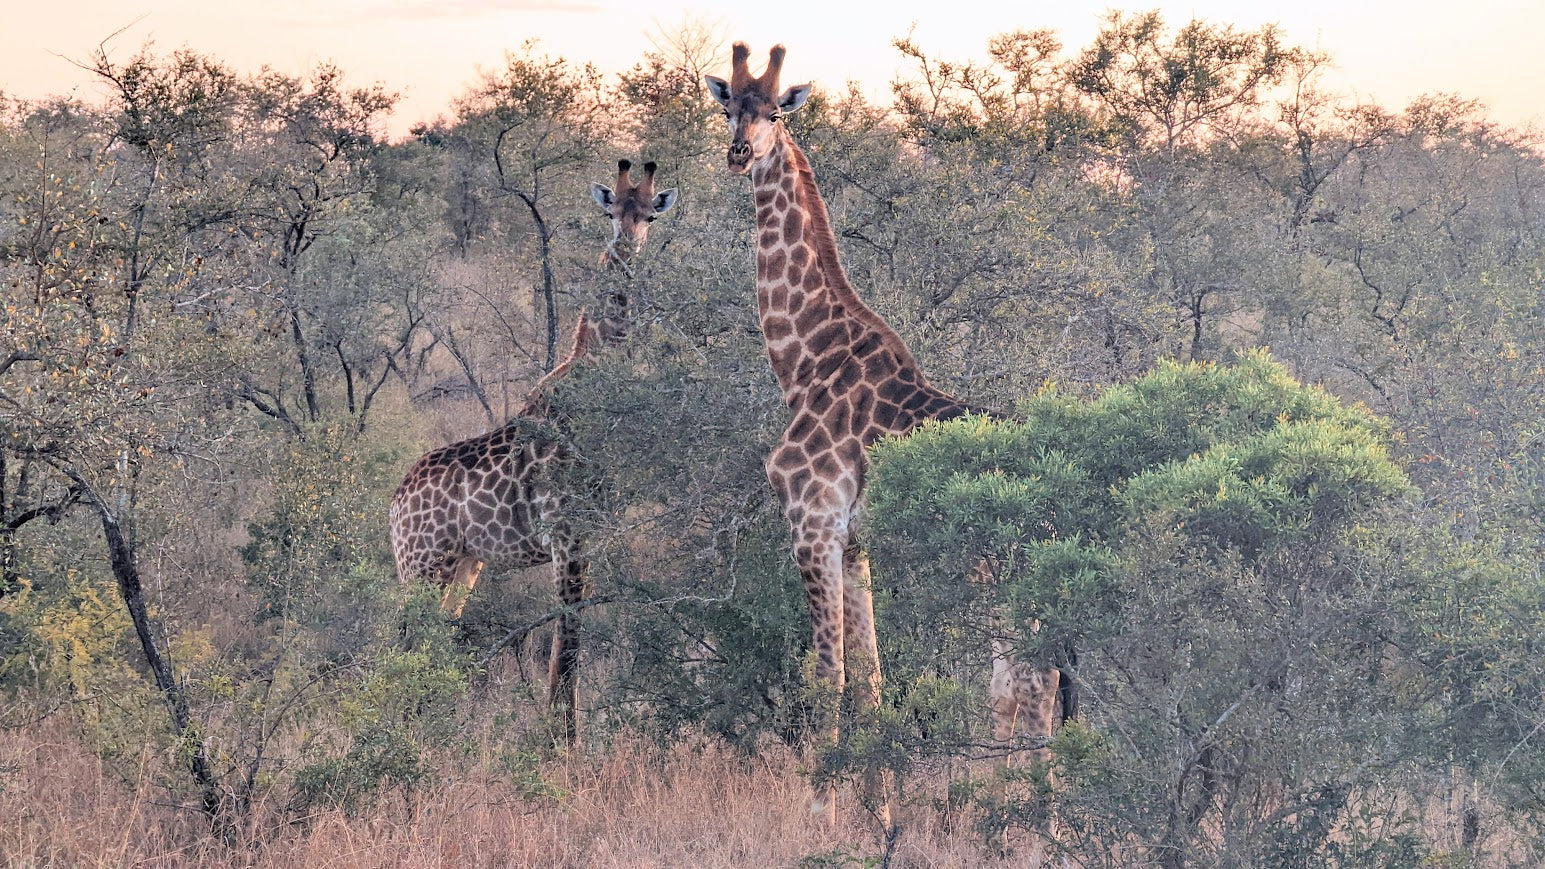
[389,159,676,747]
[706,43,1066,821]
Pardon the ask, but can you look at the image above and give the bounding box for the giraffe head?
[591,159,677,266]
[705,42,812,174]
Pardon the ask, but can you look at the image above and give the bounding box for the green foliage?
[292,722,426,813]
[1121,415,1408,554]
[239,425,396,626]
[797,845,883,869]
[292,584,470,813]
[866,354,1451,861]
[870,352,1408,657]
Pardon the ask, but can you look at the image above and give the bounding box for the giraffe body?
[389,160,675,747]
[708,44,1062,821]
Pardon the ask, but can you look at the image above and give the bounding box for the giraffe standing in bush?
[707,43,1064,821]
[389,160,677,747]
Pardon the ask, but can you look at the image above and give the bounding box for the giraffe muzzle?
[727,141,752,173]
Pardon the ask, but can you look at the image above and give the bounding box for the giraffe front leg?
[841,542,893,829]
[546,543,586,750]
[840,542,881,710]
[989,644,1062,853]
[990,638,1061,773]
[795,527,846,827]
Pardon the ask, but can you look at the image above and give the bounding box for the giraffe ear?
[704,74,732,107]
[652,188,679,215]
[777,84,812,114]
[591,183,615,210]
[705,75,733,109]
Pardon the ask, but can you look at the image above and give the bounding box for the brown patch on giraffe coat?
[852,332,883,359]
[812,353,844,382]
[877,379,909,405]
[811,322,850,354]
[785,261,803,287]
[837,438,864,469]
[768,343,797,371]
[764,316,793,341]
[788,412,817,441]
[829,400,851,436]
[763,249,787,282]
[806,389,833,417]
[874,401,900,429]
[834,359,862,393]
[863,352,896,380]
[810,451,841,479]
[793,302,828,335]
[804,425,833,456]
[783,211,804,245]
[786,468,813,498]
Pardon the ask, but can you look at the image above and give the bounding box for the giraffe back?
[389,420,568,584]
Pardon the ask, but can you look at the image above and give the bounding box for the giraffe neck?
[516,259,633,419]
[750,127,933,413]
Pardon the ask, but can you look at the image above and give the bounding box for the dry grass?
[0,720,1026,868]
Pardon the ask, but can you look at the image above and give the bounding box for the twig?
[0,351,40,378]
[478,595,617,668]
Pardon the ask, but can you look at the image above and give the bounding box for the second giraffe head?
[591,159,678,265]
[705,43,812,174]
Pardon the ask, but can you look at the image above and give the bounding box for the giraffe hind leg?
[440,555,484,618]
[546,552,586,750]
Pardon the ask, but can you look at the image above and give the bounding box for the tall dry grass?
[1,719,1029,868]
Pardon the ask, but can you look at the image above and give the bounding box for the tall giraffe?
[707,44,1065,819]
[389,159,677,747]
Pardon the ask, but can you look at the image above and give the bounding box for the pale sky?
[2,1,1541,139]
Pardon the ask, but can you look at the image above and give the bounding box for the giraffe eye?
[769,112,783,123]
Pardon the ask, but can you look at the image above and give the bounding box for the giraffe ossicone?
[388,159,676,748]
[708,42,1066,824]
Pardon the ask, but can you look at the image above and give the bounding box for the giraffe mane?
[779,130,931,383]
